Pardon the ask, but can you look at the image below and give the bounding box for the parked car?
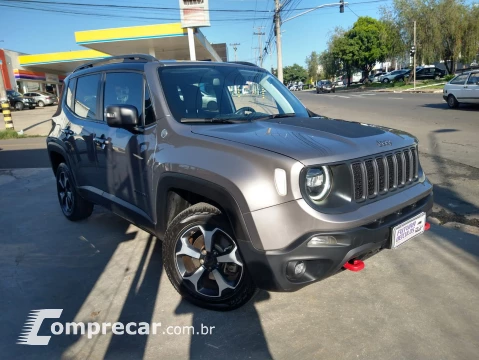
[368,72,385,83]
[443,70,479,108]
[380,69,411,83]
[415,66,445,80]
[316,80,335,93]
[24,91,58,107]
[47,54,433,310]
[5,90,36,110]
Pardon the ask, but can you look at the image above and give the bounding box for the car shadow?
[422,103,479,111]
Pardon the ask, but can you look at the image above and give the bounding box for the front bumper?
[239,189,433,292]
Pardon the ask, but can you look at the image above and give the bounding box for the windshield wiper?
[253,113,296,121]
[180,118,250,124]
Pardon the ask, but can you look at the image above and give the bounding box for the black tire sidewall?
[163,204,256,311]
[55,163,93,221]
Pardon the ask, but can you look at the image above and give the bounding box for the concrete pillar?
[148,47,156,58]
[188,28,197,61]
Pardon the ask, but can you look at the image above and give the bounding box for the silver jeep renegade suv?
[47,55,433,310]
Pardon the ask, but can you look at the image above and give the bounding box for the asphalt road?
[0,169,478,360]
[296,91,479,168]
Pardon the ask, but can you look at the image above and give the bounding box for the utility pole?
[413,21,416,90]
[275,0,283,82]
[230,43,240,61]
[253,27,265,67]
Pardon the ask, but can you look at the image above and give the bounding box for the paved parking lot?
[0,168,478,360]
[0,107,55,136]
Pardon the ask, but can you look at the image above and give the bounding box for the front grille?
[351,147,419,201]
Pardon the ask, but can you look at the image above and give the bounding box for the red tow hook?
[343,259,365,272]
[424,222,431,231]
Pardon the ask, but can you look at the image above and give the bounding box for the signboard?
[45,73,59,83]
[179,0,210,28]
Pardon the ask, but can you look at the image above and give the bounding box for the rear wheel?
[434,75,440,80]
[163,202,256,311]
[38,100,45,107]
[55,163,93,221]
[383,78,390,83]
[447,94,459,109]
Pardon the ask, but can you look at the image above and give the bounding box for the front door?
[463,73,479,104]
[100,71,157,221]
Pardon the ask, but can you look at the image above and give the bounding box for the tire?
[38,100,45,107]
[434,75,440,80]
[15,102,24,111]
[383,78,390,83]
[316,89,320,94]
[163,202,257,311]
[55,163,93,221]
[447,94,459,109]
[397,77,404,82]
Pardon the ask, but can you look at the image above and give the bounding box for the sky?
[0,0,387,68]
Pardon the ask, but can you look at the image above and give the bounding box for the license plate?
[391,212,426,248]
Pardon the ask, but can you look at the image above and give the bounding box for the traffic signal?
[340,0,344,13]
[410,45,416,57]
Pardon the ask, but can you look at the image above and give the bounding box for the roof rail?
[72,54,157,73]
[228,61,259,67]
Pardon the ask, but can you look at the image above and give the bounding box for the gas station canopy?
[19,23,223,74]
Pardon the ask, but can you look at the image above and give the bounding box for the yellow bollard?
[1,102,14,130]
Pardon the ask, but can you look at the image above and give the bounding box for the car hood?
[191,116,417,166]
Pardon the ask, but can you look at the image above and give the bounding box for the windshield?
[7,90,22,97]
[158,65,309,122]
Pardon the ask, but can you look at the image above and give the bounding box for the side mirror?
[105,105,138,128]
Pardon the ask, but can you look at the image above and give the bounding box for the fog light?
[308,236,337,247]
[294,261,306,275]
[286,260,306,279]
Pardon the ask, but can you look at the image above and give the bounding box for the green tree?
[380,8,407,68]
[388,0,479,73]
[305,51,320,84]
[318,50,340,79]
[283,63,308,84]
[347,16,389,77]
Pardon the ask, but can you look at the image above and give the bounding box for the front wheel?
[447,94,459,109]
[163,203,257,311]
[15,102,24,111]
[382,78,390,83]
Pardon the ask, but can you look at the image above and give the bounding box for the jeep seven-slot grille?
[351,147,419,201]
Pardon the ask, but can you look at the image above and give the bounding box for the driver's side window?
[229,82,279,115]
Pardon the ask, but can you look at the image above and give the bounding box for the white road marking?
[336,95,350,98]
[388,97,404,100]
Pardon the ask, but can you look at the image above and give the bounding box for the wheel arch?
[47,142,69,175]
[154,173,254,247]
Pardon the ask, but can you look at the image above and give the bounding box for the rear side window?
[74,74,101,120]
[450,74,468,85]
[65,79,76,110]
[467,74,479,84]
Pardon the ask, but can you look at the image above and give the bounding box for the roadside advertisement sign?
[179,0,210,28]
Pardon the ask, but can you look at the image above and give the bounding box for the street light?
[275,1,348,82]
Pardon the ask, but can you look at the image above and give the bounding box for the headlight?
[305,166,332,201]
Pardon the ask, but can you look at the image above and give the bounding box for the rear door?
[100,71,157,221]
[63,73,109,199]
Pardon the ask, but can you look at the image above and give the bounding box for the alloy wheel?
[58,171,74,215]
[175,225,243,298]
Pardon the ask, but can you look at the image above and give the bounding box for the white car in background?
[443,70,479,108]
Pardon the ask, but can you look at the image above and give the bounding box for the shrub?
[444,74,455,81]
